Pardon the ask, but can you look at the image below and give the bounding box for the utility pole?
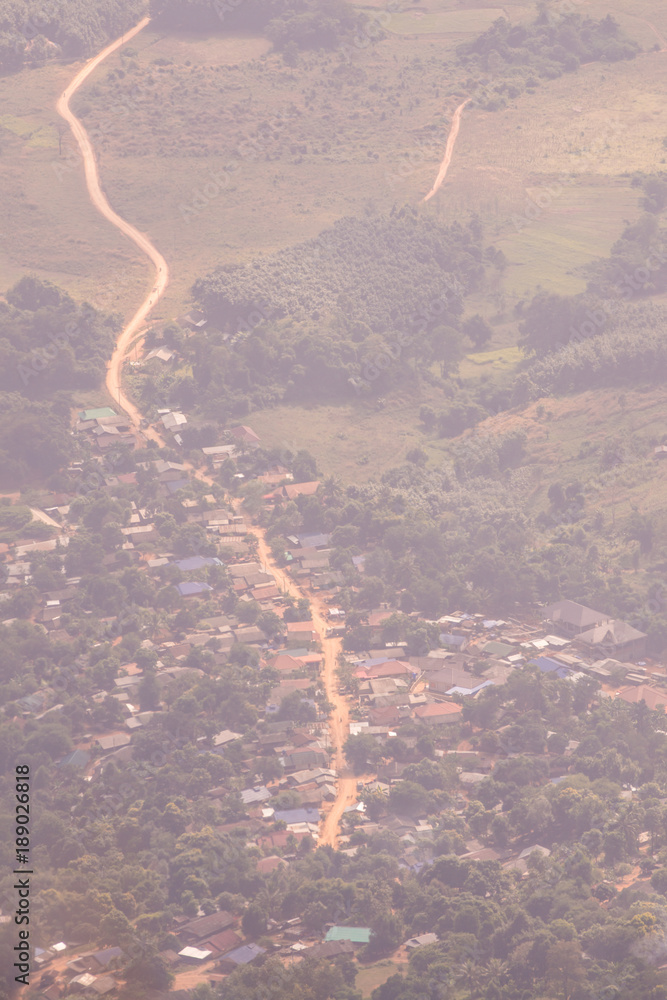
[55,122,68,156]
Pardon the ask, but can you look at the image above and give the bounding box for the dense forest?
[177,213,489,414]
[0,0,146,71]
[459,12,641,109]
[0,277,118,484]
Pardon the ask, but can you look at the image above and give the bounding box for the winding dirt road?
[56,16,167,443]
[252,527,358,847]
[421,97,471,203]
[57,18,355,846]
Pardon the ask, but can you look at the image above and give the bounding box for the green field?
[356,961,401,998]
[495,184,642,299]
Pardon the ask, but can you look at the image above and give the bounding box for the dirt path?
[30,508,62,530]
[252,524,357,846]
[56,16,167,444]
[421,98,471,204]
[57,17,355,848]
[637,16,667,51]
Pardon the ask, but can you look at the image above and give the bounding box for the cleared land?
[3,0,664,318]
[356,961,401,997]
[385,8,505,34]
[0,61,150,310]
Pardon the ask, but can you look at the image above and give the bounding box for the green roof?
[325,927,371,944]
[79,407,117,421]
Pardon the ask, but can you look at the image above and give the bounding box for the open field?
[2,0,667,509]
[356,960,401,997]
[458,344,523,378]
[2,0,665,319]
[496,182,642,299]
[384,8,505,34]
[249,393,442,480]
[0,61,151,311]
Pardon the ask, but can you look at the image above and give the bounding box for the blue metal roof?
[273,806,320,824]
[221,943,266,965]
[531,656,570,679]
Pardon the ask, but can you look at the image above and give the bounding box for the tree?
[292,450,318,482]
[456,958,482,1000]
[463,314,493,350]
[138,674,161,711]
[99,908,132,945]
[123,954,173,992]
[628,512,655,554]
[545,940,587,1000]
[344,734,382,773]
[242,903,267,938]
[429,324,463,377]
[388,780,430,816]
[368,912,405,957]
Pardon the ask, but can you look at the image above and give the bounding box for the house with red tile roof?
[413,701,463,725]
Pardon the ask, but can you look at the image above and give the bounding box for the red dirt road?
[421,97,471,203]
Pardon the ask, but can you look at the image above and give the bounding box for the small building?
[282,746,329,770]
[575,620,647,661]
[79,407,117,422]
[286,622,318,646]
[161,411,188,432]
[413,701,463,726]
[217,943,266,972]
[543,600,610,637]
[405,933,438,951]
[178,946,213,963]
[230,425,261,448]
[180,910,234,943]
[303,940,355,960]
[324,927,371,946]
[200,930,243,956]
[175,581,213,597]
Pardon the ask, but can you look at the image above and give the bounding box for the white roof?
[161,411,188,429]
[179,946,212,960]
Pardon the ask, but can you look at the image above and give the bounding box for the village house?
[413,701,463,726]
[543,599,610,637]
[285,621,319,646]
[574,619,648,661]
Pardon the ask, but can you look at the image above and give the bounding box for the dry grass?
[0,61,151,310]
[356,960,401,997]
[454,383,667,522]
[385,8,505,34]
[249,386,451,480]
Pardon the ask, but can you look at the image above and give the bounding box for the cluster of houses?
[33,945,122,999]
[4,424,666,998]
[74,401,266,459]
